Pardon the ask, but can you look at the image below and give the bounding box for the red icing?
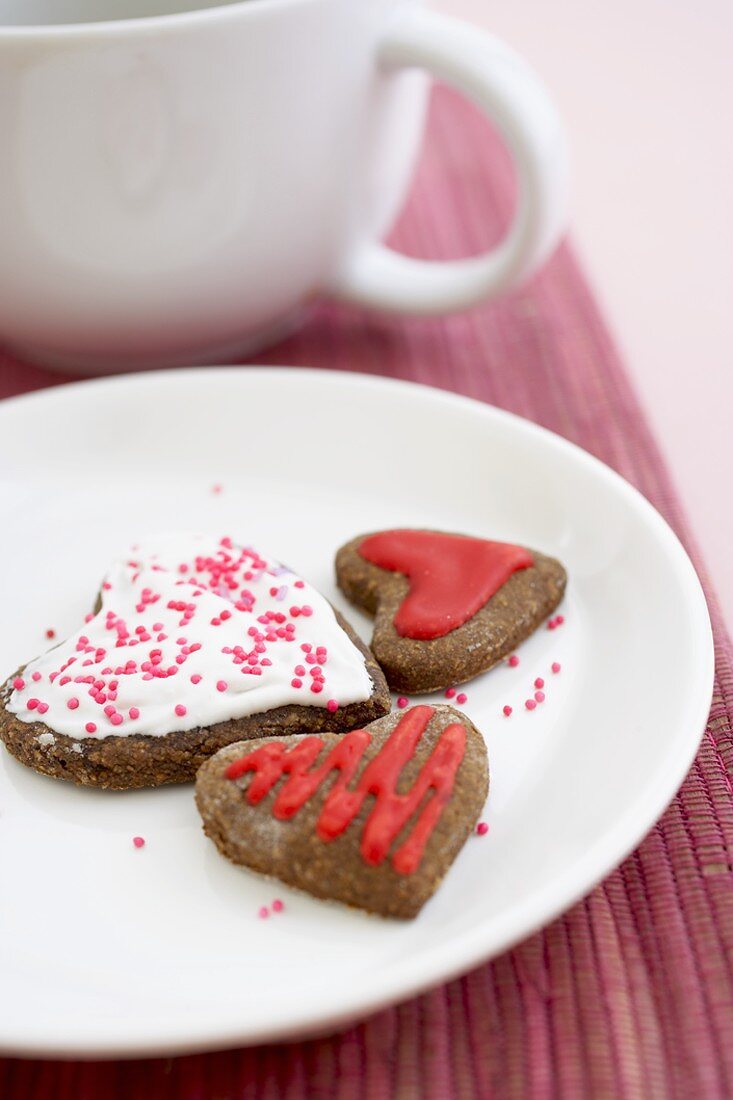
[225,705,466,875]
[357,530,533,640]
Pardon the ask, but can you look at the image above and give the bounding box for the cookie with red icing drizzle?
[336,529,566,693]
[195,704,488,918]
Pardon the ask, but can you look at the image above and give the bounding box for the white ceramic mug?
[0,0,568,371]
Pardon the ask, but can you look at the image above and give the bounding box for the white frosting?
[8,534,373,740]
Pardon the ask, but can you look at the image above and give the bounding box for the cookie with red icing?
[195,704,488,919]
[335,529,566,693]
[0,534,389,790]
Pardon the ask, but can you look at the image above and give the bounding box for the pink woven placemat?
[1,87,732,1098]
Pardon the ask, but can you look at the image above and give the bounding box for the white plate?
[0,368,713,1058]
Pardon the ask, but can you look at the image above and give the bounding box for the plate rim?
[0,366,715,1058]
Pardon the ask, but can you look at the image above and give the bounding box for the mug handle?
[329,6,569,314]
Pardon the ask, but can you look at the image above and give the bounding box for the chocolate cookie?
[0,535,389,790]
[336,529,567,693]
[195,703,489,919]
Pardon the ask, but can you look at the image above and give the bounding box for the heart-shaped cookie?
[336,529,567,693]
[195,704,489,919]
[0,534,389,789]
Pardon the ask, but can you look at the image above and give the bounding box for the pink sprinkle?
[133,836,145,849]
[397,696,409,709]
[45,628,56,640]
[326,699,339,713]
[67,697,80,710]
[258,906,270,920]
[456,692,468,705]
[12,677,24,691]
[502,705,513,717]
[272,899,284,913]
[216,680,228,692]
[552,662,562,674]
[525,699,537,711]
[110,713,123,726]
[291,678,303,689]
[508,655,520,668]
[311,682,323,694]
[85,722,97,734]
[37,702,49,715]
[84,613,94,623]
[535,690,545,703]
[31,671,42,682]
[212,484,222,495]
[129,707,140,720]
[191,674,202,684]
[556,615,565,626]
[175,704,187,717]
[444,687,456,699]
[476,822,489,836]
[534,677,545,689]
[27,698,39,710]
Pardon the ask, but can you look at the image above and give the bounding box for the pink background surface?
[434,0,733,628]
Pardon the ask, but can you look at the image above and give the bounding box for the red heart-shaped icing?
[358,530,533,640]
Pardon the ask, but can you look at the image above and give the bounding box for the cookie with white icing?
[196,704,489,919]
[0,535,389,789]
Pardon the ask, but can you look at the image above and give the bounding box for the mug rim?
[0,0,313,37]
